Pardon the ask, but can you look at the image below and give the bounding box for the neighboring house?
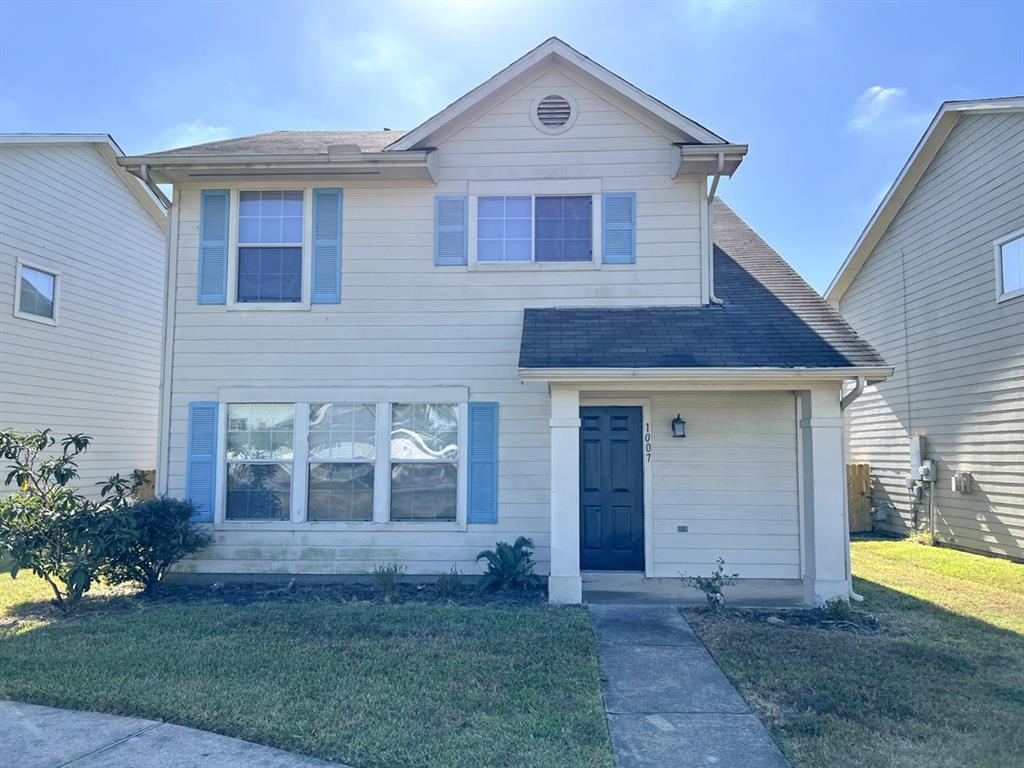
[827,98,1024,562]
[0,135,168,491]
[119,39,888,604]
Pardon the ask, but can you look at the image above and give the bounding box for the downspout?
[839,376,867,602]
[139,163,172,209]
[707,151,725,306]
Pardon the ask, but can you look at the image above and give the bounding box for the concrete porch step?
[582,572,805,607]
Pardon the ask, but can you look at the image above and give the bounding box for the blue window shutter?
[602,192,637,264]
[435,195,468,265]
[312,188,343,303]
[186,401,218,522]
[198,190,229,304]
[467,402,499,523]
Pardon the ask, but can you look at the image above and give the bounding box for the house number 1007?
[644,423,652,462]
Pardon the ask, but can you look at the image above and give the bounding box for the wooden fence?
[847,463,873,533]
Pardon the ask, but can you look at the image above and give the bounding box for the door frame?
[579,397,655,577]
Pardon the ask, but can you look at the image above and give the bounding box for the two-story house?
[119,39,889,604]
[1,134,167,491]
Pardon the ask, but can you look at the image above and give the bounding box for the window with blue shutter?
[602,192,636,264]
[312,188,343,303]
[467,402,499,523]
[435,195,468,266]
[198,190,229,304]
[186,401,219,522]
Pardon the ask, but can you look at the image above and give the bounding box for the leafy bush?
[682,557,739,612]
[373,561,406,599]
[0,430,131,608]
[98,497,213,591]
[821,596,852,621]
[436,564,463,600]
[476,537,539,592]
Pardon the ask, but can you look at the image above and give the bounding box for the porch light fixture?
[671,414,686,438]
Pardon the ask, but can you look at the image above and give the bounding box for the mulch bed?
[685,605,883,636]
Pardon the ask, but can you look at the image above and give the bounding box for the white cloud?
[847,86,930,133]
[154,119,232,151]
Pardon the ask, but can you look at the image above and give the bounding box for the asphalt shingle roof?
[144,130,408,157]
[519,200,888,370]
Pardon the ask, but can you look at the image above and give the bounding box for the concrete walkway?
[590,606,789,768]
[0,700,347,768]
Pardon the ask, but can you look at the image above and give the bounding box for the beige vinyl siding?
[840,111,1024,561]
[162,63,802,577]
[0,143,166,492]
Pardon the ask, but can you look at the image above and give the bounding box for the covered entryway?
[580,406,645,571]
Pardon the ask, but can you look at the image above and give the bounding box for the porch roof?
[519,200,889,376]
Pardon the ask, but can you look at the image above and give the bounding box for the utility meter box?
[909,435,927,480]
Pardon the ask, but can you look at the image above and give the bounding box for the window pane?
[308,462,374,521]
[237,247,302,303]
[391,403,458,460]
[226,463,291,520]
[477,196,532,263]
[227,404,294,460]
[535,196,592,262]
[238,190,304,245]
[309,403,376,460]
[1001,236,1024,294]
[19,266,55,318]
[390,462,457,521]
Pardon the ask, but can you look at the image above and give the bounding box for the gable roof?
[0,133,169,230]
[141,130,407,158]
[520,200,889,377]
[388,37,730,150]
[825,96,1024,303]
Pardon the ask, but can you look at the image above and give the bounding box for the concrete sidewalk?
[0,700,347,768]
[590,606,789,768]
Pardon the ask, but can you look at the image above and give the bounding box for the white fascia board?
[519,366,894,384]
[825,97,1024,304]
[388,37,728,151]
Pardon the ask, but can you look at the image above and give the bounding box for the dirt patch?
[684,605,883,636]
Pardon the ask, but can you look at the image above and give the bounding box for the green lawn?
[691,536,1024,768]
[0,578,613,768]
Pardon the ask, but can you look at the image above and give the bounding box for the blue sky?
[2,0,1021,291]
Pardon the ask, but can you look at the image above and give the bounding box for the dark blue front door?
[579,406,645,571]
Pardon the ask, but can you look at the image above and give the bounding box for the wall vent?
[531,93,577,134]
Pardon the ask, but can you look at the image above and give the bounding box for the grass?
[0,577,613,768]
[690,536,1024,768]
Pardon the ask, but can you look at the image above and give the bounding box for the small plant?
[373,561,406,599]
[821,596,852,621]
[682,557,739,612]
[910,528,935,547]
[476,537,539,592]
[98,497,213,591]
[435,564,463,600]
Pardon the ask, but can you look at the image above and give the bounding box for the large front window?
[390,403,459,521]
[308,403,376,521]
[226,404,294,520]
[477,195,592,263]
[237,191,304,303]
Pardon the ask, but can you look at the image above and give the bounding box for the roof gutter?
[519,366,894,384]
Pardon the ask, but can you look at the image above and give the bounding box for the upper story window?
[995,230,1024,301]
[237,191,304,303]
[14,262,58,325]
[477,195,592,264]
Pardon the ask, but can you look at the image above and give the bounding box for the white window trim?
[213,399,468,531]
[466,180,602,271]
[994,227,1024,303]
[225,185,313,312]
[13,259,60,326]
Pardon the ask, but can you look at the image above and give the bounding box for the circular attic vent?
[531,94,577,134]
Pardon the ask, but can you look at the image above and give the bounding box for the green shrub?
[682,557,739,612]
[98,497,213,591]
[372,562,406,599]
[476,537,539,592]
[822,596,852,621]
[436,564,463,600]
[0,430,132,608]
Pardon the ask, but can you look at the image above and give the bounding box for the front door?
[579,406,645,571]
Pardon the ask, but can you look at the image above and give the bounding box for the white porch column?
[799,385,849,605]
[548,387,582,604]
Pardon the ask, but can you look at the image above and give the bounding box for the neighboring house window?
[14,262,58,323]
[225,404,294,520]
[307,403,376,521]
[237,191,304,303]
[477,195,592,263]
[995,230,1024,301]
[390,403,459,521]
